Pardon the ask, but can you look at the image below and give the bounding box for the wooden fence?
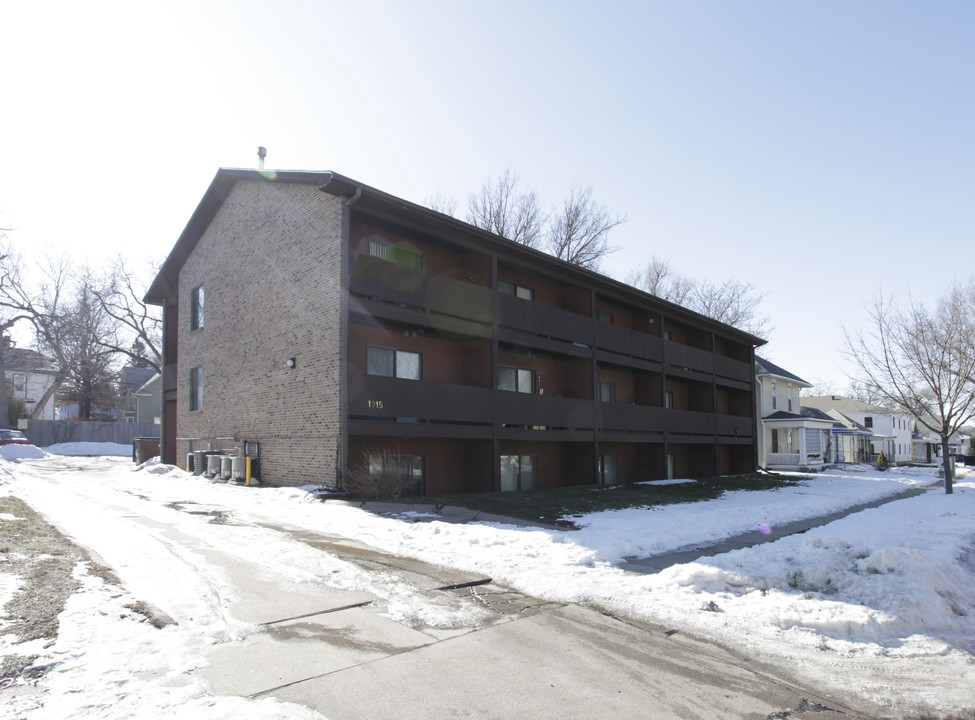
[23,420,160,448]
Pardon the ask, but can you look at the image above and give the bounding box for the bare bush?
[345,447,420,500]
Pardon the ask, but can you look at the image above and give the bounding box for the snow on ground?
[1,445,973,718]
[40,442,132,457]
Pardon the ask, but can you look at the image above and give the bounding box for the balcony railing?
[497,294,593,346]
[714,355,753,383]
[594,322,663,360]
[351,253,493,325]
[663,340,714,375]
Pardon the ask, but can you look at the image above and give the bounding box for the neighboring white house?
[3,346,60,421]
[755,357,834,472]
[802,396,914,464]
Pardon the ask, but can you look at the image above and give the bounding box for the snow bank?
[44,442,133,457]
[0,444,50,460]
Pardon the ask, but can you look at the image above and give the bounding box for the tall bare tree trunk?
[941,436,954,494]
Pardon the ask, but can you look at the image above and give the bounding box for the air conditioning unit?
[219,455,233,481]
[231,456,247,482]
[192,450,205,476]
[205,453,222,479]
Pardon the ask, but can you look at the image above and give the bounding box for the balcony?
[594,322,663,360]
[497,294,593,346]
[663,340,714,375]
[351,253,493,325]
[714,355,753,383]
[348,372,495,424]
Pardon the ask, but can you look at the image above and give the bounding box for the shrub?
[345,447,418,500]
[876,451,889,471]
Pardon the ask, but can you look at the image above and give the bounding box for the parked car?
[0,429,30,446]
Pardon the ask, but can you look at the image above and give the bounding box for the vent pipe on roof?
[257,146,267,170]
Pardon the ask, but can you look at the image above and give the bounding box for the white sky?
[1,1,972,388]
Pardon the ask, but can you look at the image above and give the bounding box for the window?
[189,367,203,411]
[598,455,617,485]
[771,382,777,410]
[12,375,26,395]
[664,391,674,409]
[666,453,676,480]
[368,453,425,496]
[864,416,873,428]
[498,280,534,300]
[500,455,538,491]
[663,330,673,341]
[366,346,422,380]
[597,309,613,324]
[499,366,534,393]
[787,385,793,412]
[191,286,204,330]
[771,429,779,453]
[368,238,424,269]
[598,381,616,402]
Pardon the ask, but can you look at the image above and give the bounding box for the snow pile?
[0,444,50,461]
[44,442,133,457]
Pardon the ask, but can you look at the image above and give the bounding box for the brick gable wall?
[177,179,344,486]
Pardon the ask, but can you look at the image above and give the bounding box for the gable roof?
[145,167,766,347]
[802,396,900,416]
[4,348,57,374]
[754,356,810,386]
[120,366,157,394]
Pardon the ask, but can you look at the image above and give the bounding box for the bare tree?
[689,277,771,338]
[425,193,458,217]
[54,277,120,420]
[91,256,162,373]
[547,185,624,271]
[627,255,771,338]
[0,250,74,420]
[625,256,694,305]
[843,281,975,494]
[466,167,547,249]
[0,239,34,427]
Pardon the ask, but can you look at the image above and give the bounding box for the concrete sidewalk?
[196,521,864,720]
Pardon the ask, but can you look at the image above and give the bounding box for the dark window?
[499,366,534,393]
[498,280,534,300]
[500,455,538,491]
[189,367,202,411]
[664,390,674,409]
[191,286,204,330]
[772,429,779,453]
[864,416,873,428]
[598,455,617,485]
[366,346,421,380]
[368,238,424,269]
[597,309,613,324]
[598,381,616,402]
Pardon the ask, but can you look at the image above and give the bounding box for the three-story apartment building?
[145,168,764,493]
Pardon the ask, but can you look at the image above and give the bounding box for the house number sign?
[367,400,384,409]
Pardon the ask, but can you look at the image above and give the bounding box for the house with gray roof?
[755,357,834,471]
[802,396,913,464]
[3,346,60,422]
